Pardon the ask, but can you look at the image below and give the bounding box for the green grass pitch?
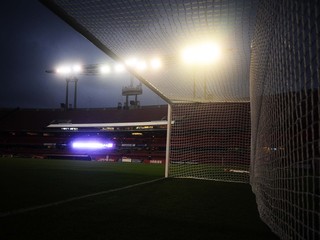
[0,157,278,239]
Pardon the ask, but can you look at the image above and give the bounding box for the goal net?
[250,0,319,239]
[169,102,250,182]
[42,0,255,181]
[41,0,319,239]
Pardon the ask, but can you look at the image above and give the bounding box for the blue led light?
[72,140,113,150]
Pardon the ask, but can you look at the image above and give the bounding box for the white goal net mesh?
[41,0,320,239]
[250,1,319,239]
[169,102,250,183]
[42,0,256,103]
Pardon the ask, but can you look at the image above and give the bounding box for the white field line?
[0,178,165,218]
[229,169,249,174]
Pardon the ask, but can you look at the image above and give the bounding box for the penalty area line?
[0,178,165,218]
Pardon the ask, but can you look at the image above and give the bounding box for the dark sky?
[0,1,165,109]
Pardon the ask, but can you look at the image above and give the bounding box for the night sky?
[0,1,165,109]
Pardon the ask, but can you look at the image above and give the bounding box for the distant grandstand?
[0,106,168,162]
[24,0,320,239]
[0,103,250,170]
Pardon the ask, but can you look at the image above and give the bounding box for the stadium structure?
[2,0,319,239]
[0,103,250,169]
[0,106,168,163]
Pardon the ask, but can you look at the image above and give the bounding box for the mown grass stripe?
[0,177,165,218]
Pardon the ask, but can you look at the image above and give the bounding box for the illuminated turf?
[0,157,277,240]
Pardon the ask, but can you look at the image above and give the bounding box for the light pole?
[46,64,82,110]
[45,58,162,109]
[65,76,78,110]
[181,42,221,100]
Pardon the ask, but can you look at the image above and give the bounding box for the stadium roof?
[0,106,168,131]
[46,121,172,129]
[40,0,257,104]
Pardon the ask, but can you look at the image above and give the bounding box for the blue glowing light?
[72,140,114,150]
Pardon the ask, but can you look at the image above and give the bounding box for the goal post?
[40,0,320,238]
[40,0,254,183]
[165,104,172,178]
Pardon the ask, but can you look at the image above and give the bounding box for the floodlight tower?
[182,42,222,100]
[46,64,82,110]
[45,57,162,109]
[65,76,78,110]
[122,76,142,109]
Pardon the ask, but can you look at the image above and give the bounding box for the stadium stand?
[9,0,320,238]
[0,103,251,168]
[0,106,168,162]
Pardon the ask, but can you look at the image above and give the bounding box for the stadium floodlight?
[56,64,82,75]
[125,56,162,71]
[100,64,111,74]
[53,63,83,110]
[181,42,221,65]
[125,57,138,67]
[181,42,221,99]
[56,66,71,74]
[135,60,147,71]
[115,63,125,73]
[72,64,82,73]
[150,58,162,70]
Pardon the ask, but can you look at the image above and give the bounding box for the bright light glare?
[150,58,162,70]
[136,60,147,71]
[125,57,138,67]
[56,64,82,75]
[56,66,71,74]
[100,65,111,74]
[115,63,125,73]
[72,64,82,73]
[72,141,114,150]
[182,42,221,65]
